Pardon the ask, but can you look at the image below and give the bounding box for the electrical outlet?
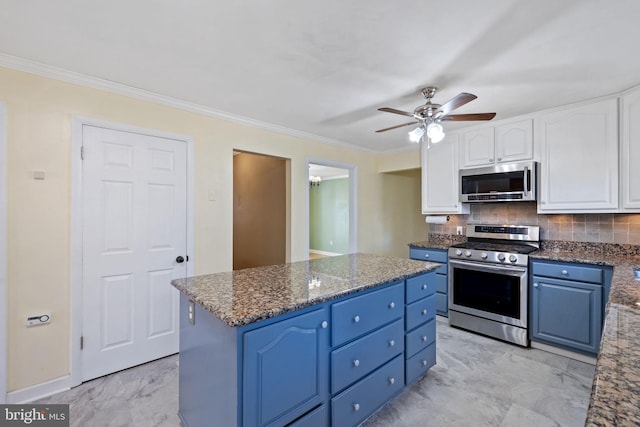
[27,313,51,327]
[456,226,463,236]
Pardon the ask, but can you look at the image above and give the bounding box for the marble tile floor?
[37,317,595,427]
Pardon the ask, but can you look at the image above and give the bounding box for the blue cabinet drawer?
[405,342,436,385]
[332,283,404,346]
[405,318,436,358]
[409,247,448,263]
[288,404,327,427]
[406,295,436,331]
[435,274,447,293]
[406,272,437,304]
[531,261,603,284]
[331,355,404,427]
[331,319,403,394]
[436,293,448,316]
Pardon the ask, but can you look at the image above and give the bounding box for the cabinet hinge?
[80,335,84,350]
[80,146,84,160]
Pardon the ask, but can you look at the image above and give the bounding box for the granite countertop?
[171,253,440,327]
[409,233,467,250]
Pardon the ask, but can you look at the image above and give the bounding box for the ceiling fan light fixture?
[426,122,445,143]
[408,126,425,143]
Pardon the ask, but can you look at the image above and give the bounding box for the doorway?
[307,160,357,258]
[233,151,290,270]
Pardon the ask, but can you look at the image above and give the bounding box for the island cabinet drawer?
[410,247,447,263]
[331,355,404,427]
[531,261,603,284]
[405,294,436,331]
[331,319,403,394]
[406,272,437,304]
[405,318,436,358]
[406,342,436,385]
[331,283,404,347]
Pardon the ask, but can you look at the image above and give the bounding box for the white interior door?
[81,125,187,381]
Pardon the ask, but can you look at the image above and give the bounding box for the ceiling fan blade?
[375,121,418,133]
[436,93,477,116]
[441,113,497,121]
[378,107,414,117]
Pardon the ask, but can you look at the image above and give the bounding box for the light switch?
[33,171,45,180]
[208,189,216,201]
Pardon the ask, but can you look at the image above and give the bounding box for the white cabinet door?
[537,98,618,213]
[460,127,495,168]
[422,133,469,214]
[495,119,533,164]
[621,88,640,211]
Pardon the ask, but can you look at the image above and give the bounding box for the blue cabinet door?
[243,309,328,427]
[531,276,602,355]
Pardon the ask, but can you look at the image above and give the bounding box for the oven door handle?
[449,259,527,275]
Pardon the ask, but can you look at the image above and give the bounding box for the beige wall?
[1,66,424,392]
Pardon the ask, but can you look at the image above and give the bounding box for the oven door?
[448,259,528,328]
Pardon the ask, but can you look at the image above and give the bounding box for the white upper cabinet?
[621,87,640,211]
[537,98,619,213]
[422,133,469,214]
[460,119,533,168]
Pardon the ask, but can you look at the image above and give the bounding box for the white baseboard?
[530,341,596,365]
[309,249,342,257]
[6,375,71,404]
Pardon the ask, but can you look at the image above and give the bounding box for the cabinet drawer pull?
[533,283,538,288]
[321,320,328,329]
[389,302,395,309]
[421,309,428,316]
[353,315,360,323]
[389,339,395,347]
[497,157,502,161]
[421,284,428,290]
[422,335,428,342]
[424,254,430,258]
[353,359,360,367]
[353,403,360,412]
[421,360,428,367]
[388,377,395,385]
[561,270,568,275]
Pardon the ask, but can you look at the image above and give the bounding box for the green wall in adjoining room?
[310,178,349,254]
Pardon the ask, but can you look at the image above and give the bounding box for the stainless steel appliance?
[459,161,537,203]
[448,224,540,346]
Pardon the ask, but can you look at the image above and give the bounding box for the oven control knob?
[465,250,472,257]
[455,249,463,256]
[509,254,518,263]
[497,253,506,262]
[480,252,488,259]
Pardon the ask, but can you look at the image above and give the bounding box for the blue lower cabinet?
[406,294,436,331]
[331,356,404,427]
[409,247,449,317]
[406,343,436,385]
[243,309,328,427]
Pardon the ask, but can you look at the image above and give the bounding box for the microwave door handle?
[523,166,529,196]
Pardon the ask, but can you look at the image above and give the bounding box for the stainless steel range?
[448,224,540,347]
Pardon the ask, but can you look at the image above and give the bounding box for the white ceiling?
[1,0,639,153]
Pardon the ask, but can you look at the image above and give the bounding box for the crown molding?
[0,52,380,154]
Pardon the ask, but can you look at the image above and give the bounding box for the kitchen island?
[171,253,440,427]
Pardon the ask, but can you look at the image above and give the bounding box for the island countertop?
[171,253,440,327]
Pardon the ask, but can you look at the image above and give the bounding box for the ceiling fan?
[375,87,496,143]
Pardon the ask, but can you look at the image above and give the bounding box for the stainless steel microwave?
[459,161,537,203]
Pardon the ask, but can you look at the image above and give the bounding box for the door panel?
[82,125,187,381]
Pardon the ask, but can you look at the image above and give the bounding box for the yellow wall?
[1,66,425,392]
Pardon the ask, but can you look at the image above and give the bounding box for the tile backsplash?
[428,202,640,244]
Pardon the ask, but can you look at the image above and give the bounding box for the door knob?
[176,256,185,263]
